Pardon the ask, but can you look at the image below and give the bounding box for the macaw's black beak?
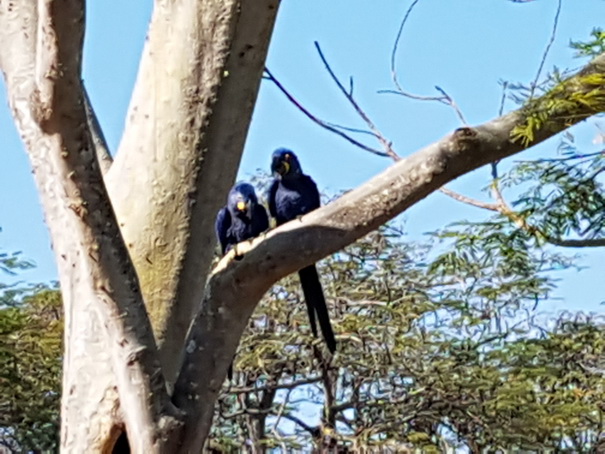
[272,160,290,177]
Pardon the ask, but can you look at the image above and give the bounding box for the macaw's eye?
[285,153,290,160]
[236,201,246,211]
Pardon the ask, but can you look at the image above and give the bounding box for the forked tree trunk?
[0,0,279,451]
[1,0,604,452]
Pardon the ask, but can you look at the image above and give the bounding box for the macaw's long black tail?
[298,264,336,354]
[228,362,233,381]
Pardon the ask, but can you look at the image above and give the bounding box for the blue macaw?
[216,182,269,380]
[215,182,269,255]
[267,148,336,354]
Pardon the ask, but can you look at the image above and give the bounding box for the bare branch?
[264,67,389,157]
[544,237,605,248]
[389,0,424,99]
[529,0,563,99]
[385,0,467,124]
[276,413,321,438]
[174,51,605,447]
[314,41,400,160]
[515,150,605,163]
[230,376,323,394]
[1,0,182,450]
[438,187,500,212]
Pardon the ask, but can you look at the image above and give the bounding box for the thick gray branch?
[104,0,280,384]
[83,84,112,174]
[0,2,120,450]
[1,1,181,451]
[173,51,605,447]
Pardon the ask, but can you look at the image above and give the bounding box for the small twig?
[498,81,508,116]
[515,150,605,163]
[277,413,321,438]
[389,0,423,97]
[324,121,381,139]
[314,41,400,161]
[271,388,293,438]
[438,187,499,212]
[383,0,468,124]
[434,86,468,125]
[529,0,562,99]
[230,376,322,394]
[264,67,389,157]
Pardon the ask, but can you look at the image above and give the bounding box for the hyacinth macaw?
[215,182,269,255]
[215,181,269,379]
[268,148,336,354]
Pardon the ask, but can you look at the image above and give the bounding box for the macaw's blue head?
[271,148,302,179]
[228,182,258,219]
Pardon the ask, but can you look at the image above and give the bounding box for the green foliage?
[505,30,605,147]
[210,221,605,452]
[571,28,605,58]
[511,73,605,147]
[1,165,603,452]
[502,147,605,245]
[0,281,62,453]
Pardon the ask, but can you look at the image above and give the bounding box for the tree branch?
[529,0,562,99]
[174,51,605,450]
[276,413,321,438]
[490,163,605,248]
[0,2,121,449]
[104,0,281,386]
[438,187,500,211]
[1,1,181,451]
[264,67,389,157]
[314,41,400,160]
[83,84,112,174]
[385,0,467,124]
[230,376,323,394]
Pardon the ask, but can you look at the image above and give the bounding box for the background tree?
[210,222,605,453]
[0,249,61,453]
[0,1,604,453]
[5,218,603,453]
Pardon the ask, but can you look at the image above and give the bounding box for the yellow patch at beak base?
[236,201,247,211]
[282,161,290,174]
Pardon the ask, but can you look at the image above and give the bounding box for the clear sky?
[0,0,603,313]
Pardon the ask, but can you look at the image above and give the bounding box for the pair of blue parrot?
[215,148,336,372]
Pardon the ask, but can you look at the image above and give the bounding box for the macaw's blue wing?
[215,206,232,255]
[300,175,321,211]
[252,204,270,237]
[268,155,336,354]
[267,180,279,220]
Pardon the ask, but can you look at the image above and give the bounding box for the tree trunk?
[0,0,279,452]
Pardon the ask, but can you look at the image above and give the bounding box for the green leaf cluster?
[0,282,62,453]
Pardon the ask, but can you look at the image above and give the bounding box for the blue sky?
[0,0,603,312]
